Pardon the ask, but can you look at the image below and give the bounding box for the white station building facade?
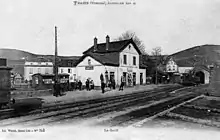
[24,58,53,81]
[75,36,147,87]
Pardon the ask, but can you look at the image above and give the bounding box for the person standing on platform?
[57,82,61,96]
[119,75,125,91]
[53,82,57,97]
[78,80,82,91]
[90,80,94,90]
[53,81,61,97]
[112,78,116,90]
[86,79,90,91]
[100,74,105,93]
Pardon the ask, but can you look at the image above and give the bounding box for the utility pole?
[155,56,158,85]
[54,26,58,84]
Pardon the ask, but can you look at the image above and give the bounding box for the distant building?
[165,57,178,73]
[162,56,210,84]
[31,73,69,90]
[58,58,80,83]
[75,36,147,87]
[7,59,25,78]
[0,58,7,66]
[12,73,23,84]
[24,58,53,81]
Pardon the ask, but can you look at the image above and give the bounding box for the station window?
[123,55,127,65]
[68,68,72,73]
[133,56,136,65]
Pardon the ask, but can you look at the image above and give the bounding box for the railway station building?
[164,57,210,84]
[57,57,80,83]
[24,58,53,81]
[75,35,147,87]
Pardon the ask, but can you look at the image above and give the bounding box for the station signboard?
[85,66,94,70]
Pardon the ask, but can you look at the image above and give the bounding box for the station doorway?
[195,71,205,84]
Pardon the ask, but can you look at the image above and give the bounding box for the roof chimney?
[106,35,110,51]
[94,37,97,52]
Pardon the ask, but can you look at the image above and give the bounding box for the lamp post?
[54,26,58,84]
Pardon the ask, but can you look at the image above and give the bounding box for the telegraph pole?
[54,26,58,84]
[156,59,158,85]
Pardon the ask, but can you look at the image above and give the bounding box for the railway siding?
[0,86,184,126]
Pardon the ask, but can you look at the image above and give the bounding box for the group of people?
[53,74,126,96]
[67,79,95,91]
[100,73,125,93]
[85,79,95,91]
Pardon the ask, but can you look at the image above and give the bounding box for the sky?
[1,0,220,56]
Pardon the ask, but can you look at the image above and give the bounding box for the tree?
[151,47,162,56]
[115,30,147,54]
[151,47,163,85]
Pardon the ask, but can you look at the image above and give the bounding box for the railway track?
[0,85,182,120]
[0,86,186,126]
[106,92,201,127]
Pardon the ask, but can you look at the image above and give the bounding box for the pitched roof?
[58,57,81,67]
[77,38,144,67]
[175,59,194,67]
[26,57,52,62]
[32,73,70,77]
[83,38,142,55]
[75,52,120,66]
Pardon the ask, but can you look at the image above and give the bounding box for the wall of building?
[203,70,210,84]
[76,56,105,86]
[178,67,193,74]
[24,61,53,81]
[75,44,146,87]
[139,68,146,84]
[118,43,146,85]
[117,67,146,85]
[58,67,77,82]
[119,43,139,68]
[76,62,146,87]
[105,66,119,85]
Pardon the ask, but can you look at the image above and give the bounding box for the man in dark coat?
[119,75,125,91]
[78,80,82,90]
[112,79,116,90]
[53,81,61,97]
[100,74,105,93]
[53,82,57,97]
[90,80,94,90]
[86,79,90,91]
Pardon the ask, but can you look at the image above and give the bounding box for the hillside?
[0,48,81,76]
[0,49,37,60]
[170,44,220,66]
[0,48,81,61]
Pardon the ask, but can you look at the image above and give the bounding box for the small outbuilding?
[31,73,70,91]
